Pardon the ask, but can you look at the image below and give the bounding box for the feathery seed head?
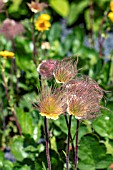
[35,86,66,120]
[53,58,78,84]
[66,76,104,119]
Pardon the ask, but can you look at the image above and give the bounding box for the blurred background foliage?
[0,0,113,170]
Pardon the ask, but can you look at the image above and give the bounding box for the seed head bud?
[37,60,57,79]
[27,1,48,13]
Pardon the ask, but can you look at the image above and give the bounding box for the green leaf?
[63,33,74,53]
[49,0,69,17]
[50,136,57,152]
[10,136,28,161]
[13,165,30,170]
[0,151,4,167]
[78,135,112,170]
[24,145,38,152]
[53,115,89,140]
[92,111,113,139]
[16,108,34,135]
[85,6,104,32]
[2,160,13,170]
[109,59,113,83]
[67,1,89,25]
[16,108,41,141]
[53,115,76,135]
[9,0,22,12]
[48,23,62,42]
[84,9,90,30]
[103,139,113,155]
[42,162,47,170]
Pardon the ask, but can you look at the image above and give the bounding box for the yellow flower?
[0,51,15,59]
[35,14,51,32]
[38,14,51,20]
[110,1,113,11]
[108,12,113,22]
[35,19,51,32]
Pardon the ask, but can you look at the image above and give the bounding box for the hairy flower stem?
[74,119,80,169]
[31,14,42,90]
[1,60,10,101]
[32,14,38,68]
[44,117,51,170]
[1,59,22,135]
[64,114,75,158]
[98,11,108,57]
[66,115,72,170]
[11,107,22,135]
[11,39,19,94]
[89,0,94,47]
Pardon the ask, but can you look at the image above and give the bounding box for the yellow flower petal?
[40,112,59,120]
[35,19,51,32]
[110,1,113,12]
[108,12,113,22]
[38,14,51,20]
[0,51,15,59]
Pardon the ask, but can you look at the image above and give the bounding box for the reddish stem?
[2,68,10,101]
[66,115,72,170]
[98,11,108,57]
[64,114,75,160]
[74,119,80,169]
[44,117,51,170]
[1,61,22,135]
[32,14,38,67]
[89,0,94,46]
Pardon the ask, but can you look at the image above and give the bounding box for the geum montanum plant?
[34,57,104,170]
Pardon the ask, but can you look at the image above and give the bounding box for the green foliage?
[67,1,89,25]
[0,151,14,170]
[10,136,28,161]
[0,0,113,169]
[49,0,69,17]
[78,135,113,170]
[92,111,113,139]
